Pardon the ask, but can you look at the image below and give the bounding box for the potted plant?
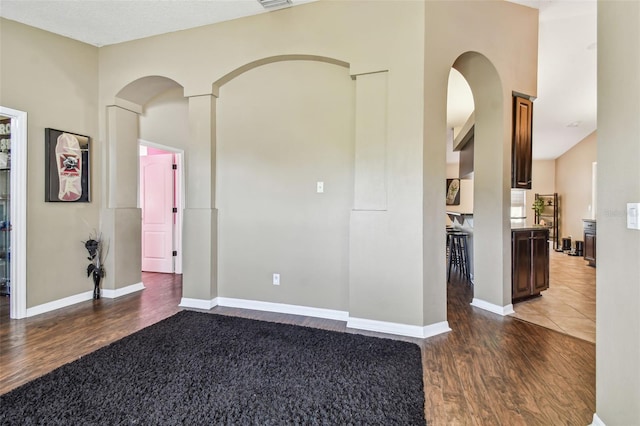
[84,233,107,299]
[532,198,545,216]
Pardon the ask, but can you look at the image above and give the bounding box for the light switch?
[316,181,324,193]
[627,203,640,230]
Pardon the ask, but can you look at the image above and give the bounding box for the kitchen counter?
[446,211,473,227]
[511,224,550,232]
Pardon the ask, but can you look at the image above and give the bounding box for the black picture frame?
[45,128,90,202]
[446,178,461,206]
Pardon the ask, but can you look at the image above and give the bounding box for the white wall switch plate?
[627,203,640,230]
[272,273,280,285]
[316,181,324,193]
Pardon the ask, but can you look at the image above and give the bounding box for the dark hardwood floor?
[0,271,595,424]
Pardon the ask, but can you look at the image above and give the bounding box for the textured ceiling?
[0,0,596,160]
[0,0,316,47]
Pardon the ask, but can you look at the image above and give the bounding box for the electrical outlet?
[272,273,280,285]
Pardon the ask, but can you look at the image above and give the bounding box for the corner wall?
[596,1,640,424]
[0,18,100,307]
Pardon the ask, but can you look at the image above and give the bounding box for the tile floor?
[511,247,596,343]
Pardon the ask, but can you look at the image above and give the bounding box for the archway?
[178,54,354,312]
[107,58,354,313]
[445,68,475,286]
[214,58,353,313]
[452,51,512,315]
[102,76,185,294]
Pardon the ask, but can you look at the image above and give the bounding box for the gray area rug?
[0,310,426,425]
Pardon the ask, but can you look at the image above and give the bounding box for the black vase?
[92,270,101,300]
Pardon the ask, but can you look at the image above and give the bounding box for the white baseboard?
[27,290,94,317]
[471,298,515,316]
[591,414,606,426]
[179,297,219,310]
[423,321,452,338]
[102,282,145,299]
[216,297,349,322]
[347,317,451,339]
[203,296,451,339]
[26,282,146,317]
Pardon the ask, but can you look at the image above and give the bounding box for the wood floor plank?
[453,348,501,424]
[421,340,447,423]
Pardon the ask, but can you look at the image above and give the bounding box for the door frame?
[138,139,184,274]
[0,106,27,319]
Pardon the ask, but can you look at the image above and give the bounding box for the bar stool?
[447,231,470,283]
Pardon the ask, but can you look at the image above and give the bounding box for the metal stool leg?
[447,234,457,282]
[449,232,470,283]
[460,234,469,281]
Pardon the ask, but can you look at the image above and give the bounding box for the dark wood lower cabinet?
[512,228,549,301]
[583,220,596,267]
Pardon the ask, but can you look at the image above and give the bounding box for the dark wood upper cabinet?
[512,95,533,189]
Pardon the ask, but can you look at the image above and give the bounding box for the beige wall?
[525,159,556,227]
[139,87,188,150]
[216,60,353,311]
[0,18,100,307]
[596,1,640,423]
[555,131,596,242]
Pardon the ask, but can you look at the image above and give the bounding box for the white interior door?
[140,153,174,273]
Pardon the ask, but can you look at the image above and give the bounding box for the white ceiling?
[0,0,317,47]
[516,0,597,160]
[0,0,596,161]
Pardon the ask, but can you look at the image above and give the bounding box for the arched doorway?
[445,67,475,285]
[102,76,185,295]
[452,51,513,315]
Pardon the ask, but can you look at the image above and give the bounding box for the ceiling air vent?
[257,0,292,9]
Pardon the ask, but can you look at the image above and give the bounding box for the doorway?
[0,106,27,319]
[139,141,184,274]
[440,51,511,317]
[445,68,475,300]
